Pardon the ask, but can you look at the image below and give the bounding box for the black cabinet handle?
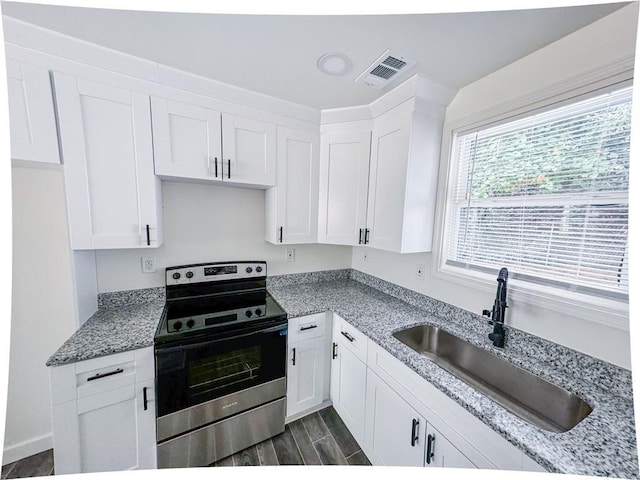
[300,325,317,331]
[143,386,148,411]
[214,157,218,177]
[364,228,370,244]
[332,342,338,359]
[292,347,296,366]
[279,226,283,243]
[426,434,435,464]
[411,418,419,447]
[146,224,151,246]
[228,159,231,179]
[358,228,363,245]
[341,331,355,342]
[87,368,123,382]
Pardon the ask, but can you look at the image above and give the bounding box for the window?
[443,86,632,300]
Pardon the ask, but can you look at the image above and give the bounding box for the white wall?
[95,181,352,293]
[5,165,78,463]
[352,3,639,370]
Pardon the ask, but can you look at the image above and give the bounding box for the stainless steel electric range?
[154,261,288,468]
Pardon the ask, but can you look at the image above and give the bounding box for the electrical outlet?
[416,263,425,280]
[286,248,295,262]
[141,256,156,273]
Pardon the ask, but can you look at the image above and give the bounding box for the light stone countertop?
[45,270,638,478]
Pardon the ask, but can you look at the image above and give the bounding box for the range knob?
[173,321,182,331]
[256,266,263,273]
[246,267,253,274]
[186,271,194,279]
[186,319,195,328]
[245,310,253,318]
[172,272,181,280]
[255,308,262,316]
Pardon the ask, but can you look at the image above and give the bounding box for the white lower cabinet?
[329,315,367,445]
[364,369,426,466]
[425,423,476,469]
[49,348,156,474]
[286,313,331,419]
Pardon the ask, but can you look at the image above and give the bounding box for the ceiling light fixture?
[317,52,353,76]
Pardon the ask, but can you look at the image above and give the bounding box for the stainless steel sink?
[392,324,592,433]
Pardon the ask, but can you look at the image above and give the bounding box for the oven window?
[189,346,261,395]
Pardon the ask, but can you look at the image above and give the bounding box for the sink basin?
[392,324,592,433]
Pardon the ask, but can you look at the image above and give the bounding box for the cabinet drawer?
[288,313,327,342]
[333,314,367,362]
[75,352,136,398]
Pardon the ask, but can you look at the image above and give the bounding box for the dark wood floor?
[1,406,369,477]
[213,406,370,466]
[1,450,54,479]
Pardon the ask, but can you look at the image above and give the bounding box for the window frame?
[432,77,633,331]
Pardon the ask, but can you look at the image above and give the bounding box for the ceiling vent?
[355,50,417,89]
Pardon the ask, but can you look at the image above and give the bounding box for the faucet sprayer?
[482,267,509,348]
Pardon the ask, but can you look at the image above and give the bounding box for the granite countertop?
[45,289,165,367]
[268,272,638,478]
[45,270,638,477]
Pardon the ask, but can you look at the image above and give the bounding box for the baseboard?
[285,399,333,424]
[2,433,52,466]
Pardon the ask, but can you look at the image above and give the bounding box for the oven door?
[155,320,287,441]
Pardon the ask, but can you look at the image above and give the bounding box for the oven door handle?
[155,323,287,354]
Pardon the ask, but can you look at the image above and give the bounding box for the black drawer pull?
[341,331,355,342]
[299,324,317,331]
[411,418,419,447]
[332,342,338,359]
[426,434,435,464]
[214,157,218,177]
[292,347,296,366]
[279,226,283,243]
[358,228,363,245]
[228,159,231,179]
[87,368,123,382]
[143,386,148,411]
[145,224,151,246]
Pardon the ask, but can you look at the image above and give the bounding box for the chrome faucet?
[482,267,508,348]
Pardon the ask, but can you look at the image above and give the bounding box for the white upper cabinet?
[222,113,276,187]
[6,60,60,164]
[266,127,319,244]
[151,97,222,181]
[151,98,276,188]
[319,97,445,254]
[54,73,163,250]
[366,98,445,253]
[317,127,371,246]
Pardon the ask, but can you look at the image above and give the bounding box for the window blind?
[445,86,632,299]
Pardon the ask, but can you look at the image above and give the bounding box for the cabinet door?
[364,370,426,466]
[54,73,163,249]
[286,336,326,418]
[425,424,477,469]
[221,113,276,187]
[318,130,371,245]
[151,97,222,181]
[50,348,156,474]
[366,110,411,252]
[330,333,367,444]
[6,60,60,164]
[267,127,319,244]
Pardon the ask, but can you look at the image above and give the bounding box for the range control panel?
[166,261,266,286]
